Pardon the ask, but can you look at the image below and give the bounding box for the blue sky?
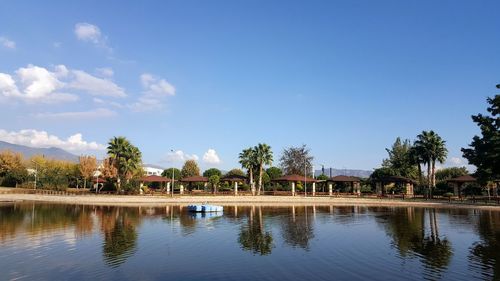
[0,0,498,171]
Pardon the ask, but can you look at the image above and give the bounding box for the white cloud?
[96,67,114,77]
[141,73,175,96]
[0,129,105,152]
[450,157,463,165]
[165,150,199,163]
[0,36,15,49]
[203,149,221,165]
[74,23,111,52]
[0,65,78,103]
[70,70,125,97]
[34,108,116,119]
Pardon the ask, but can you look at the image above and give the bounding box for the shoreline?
[1,193,500,210]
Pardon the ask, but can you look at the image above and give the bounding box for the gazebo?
[220,174,248,195]
[447,175,476,197]
[374,176,416,196]
[328,175,361,196]
[180,176,209,194]
[140,175,172,193]
[272,174,318,196]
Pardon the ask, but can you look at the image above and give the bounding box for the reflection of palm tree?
[238,206,273,255]
[100,207,140,267]
[281,206,314,250]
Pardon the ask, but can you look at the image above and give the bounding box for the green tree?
[279,144,314,176]
[266,166,283,180]
[462,95,500,185]
[226,168,245,177]
[107,136,143,193]
[254,143,273,195]
[435,167,468,182]
[209,175,220,194]
[0,150,27,187]
[382,137,418,180]
[203,168,222,178]
[161,168,181,179]
[181,160,200,178]
[415,131,448,197]
[239,147,257,195]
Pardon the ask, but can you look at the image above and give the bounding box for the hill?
[0,141,79,162]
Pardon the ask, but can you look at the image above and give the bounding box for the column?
[376,182,382,195]
[234,182,238,196]
[312,182,316,196]
[166,182,171,194]
[328,183,333,196]
[405,182,414,196]
[355,182,361,195]
[453,183,459,196]
[291,182,296,196]
[180,184,184,195]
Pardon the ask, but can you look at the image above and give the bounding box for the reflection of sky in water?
[0,203,499,281]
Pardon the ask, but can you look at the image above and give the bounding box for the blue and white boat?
[187,204,223,213]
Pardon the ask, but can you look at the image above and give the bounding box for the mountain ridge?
[0,141,79,162]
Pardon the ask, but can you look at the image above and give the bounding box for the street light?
[31,160,38,189]
[171,149,175,198]
[304,160,307,197]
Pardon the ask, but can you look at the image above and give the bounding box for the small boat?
[187,204,223,213]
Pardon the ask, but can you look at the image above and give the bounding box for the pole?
[171,149,175,197]
[304,161,307,197]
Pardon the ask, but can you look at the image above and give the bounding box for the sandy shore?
[1,193,500,210]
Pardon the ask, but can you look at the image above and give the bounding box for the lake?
[0,203,499,280]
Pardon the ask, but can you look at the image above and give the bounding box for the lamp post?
[31,160,38,189]
[304,160,307,197]
[171,149,175,198]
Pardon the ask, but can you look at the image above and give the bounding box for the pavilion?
[180,176,209,194]
[220,174,248,195]
[328,175,361,196]
[140,175,172,193]
[447,175,477,197]
[272,174,318,196]
[373,176,416,196]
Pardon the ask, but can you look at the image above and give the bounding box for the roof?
[376,176,417,184]
[328,175,360,182]
[92,178,106,183]
[272,174,317,183]
[181,176,209,182]
[221,174,248,182]
[447,175,476,183]
[140,175,171,182]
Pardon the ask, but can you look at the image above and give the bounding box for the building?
[143,164,164,176]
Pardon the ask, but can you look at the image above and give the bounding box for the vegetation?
[226,168,245,177]
[203,168,222,178]
[462,95,500,185]
[209,175,220,193]
[161,168,181,179]
[279,144,313,176]
[239,147,257,195]
[0,150,28,187]
[181,160,200,178]
[254,143,273,195]
[381,137,419,180]
[415,130,448,197]
[266,166,282,180]
[107,136,143,193]
[78,155,97,189]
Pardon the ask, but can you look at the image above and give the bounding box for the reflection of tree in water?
[377,208,452,276]
[238,206,273,255]
[99,207,140,267]
[469,211,500,279]
[0,204,25,242]
[280,206,314,250]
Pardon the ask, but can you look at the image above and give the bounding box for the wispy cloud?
[165,150,199,163]
[33,108,117,119]
[129,73,176,112]
[0,36,15,49]
[74,23,112,52]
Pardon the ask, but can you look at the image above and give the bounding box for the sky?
[0,0,499,171]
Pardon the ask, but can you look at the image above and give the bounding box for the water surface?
[1,203,499,280]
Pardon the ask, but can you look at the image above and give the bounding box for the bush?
[122,181,140,194]
[463,183,483,196]
[434,181,453,196]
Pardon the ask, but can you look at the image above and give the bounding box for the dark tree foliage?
[279,145,314,176]
[435,167,468,182]
[161,168,181,179]
[266,166,283,180]
[203,168,222,178]
[382,137,419,180]
[462,95,500,184]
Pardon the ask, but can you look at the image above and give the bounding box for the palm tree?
[239,148,257,195]
[254,143,273,195]
[409,145,425,186]
[414,131,447,198]
[107,136,142,193]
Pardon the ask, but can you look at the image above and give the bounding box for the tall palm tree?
[239,147,257,195]
[409,145,425,186]
[254,143,273,196]
[414,131,447,198]
[107,136,142,193]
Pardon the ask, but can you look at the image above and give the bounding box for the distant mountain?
[0,141,79,162]
[315,168,372,178]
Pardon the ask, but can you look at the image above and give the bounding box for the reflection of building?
[143,164,164,176]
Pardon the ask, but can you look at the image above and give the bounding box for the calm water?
[1,203,500,281]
